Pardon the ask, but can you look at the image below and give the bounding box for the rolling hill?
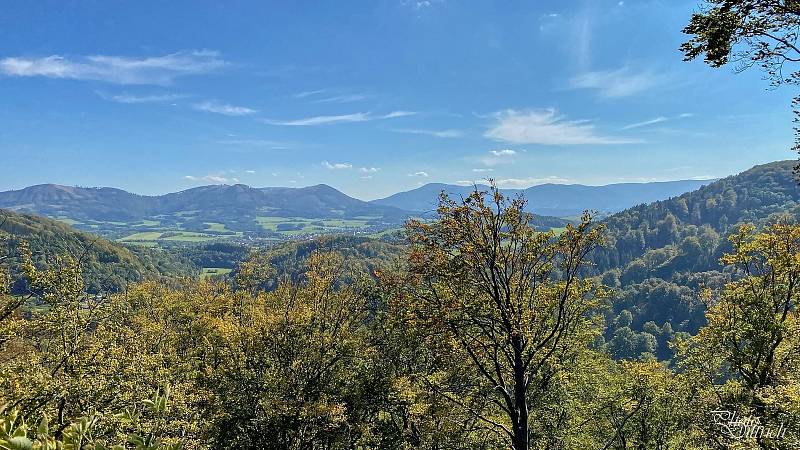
[0,183,571,241]
[0,183,410,222]
[371,179,715,217]
[587,160,800,359]
[0,209,196,293]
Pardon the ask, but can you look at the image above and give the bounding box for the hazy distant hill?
[0,183,571,240]
[370,179,715,217]
[0,183,410,222]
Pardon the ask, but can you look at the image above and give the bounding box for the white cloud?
[622,113,695,130]
[264,110,415,126]
[245,170,256,174]
[476,149,519,167]
[485,109,637,145]
[216,139,289,149]
[622,116,668,130]
[491,149,516,156]
[323,161,353,170]
[293,89,370,103]
[193,101,257,116]
[494,176,572,188]
[293,89,327,98]
[97,92,185,104]
[359,167,380,173]
[393,128,463,138]
[472,168,494,173]
[314,94,370,103]
[265,113,371,126]
[408,171,429,177]
[0,50,227,85]
[382,110,417,119]
[570,67,664,98]
[184,174,239,184]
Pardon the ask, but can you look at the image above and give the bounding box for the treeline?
[2,187,798,450]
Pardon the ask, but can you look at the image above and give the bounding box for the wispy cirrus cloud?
[216,139,290,149]
[622,113,694,130]
[96,91,186,104]
[192,100,257,116]
[570,66,665,98]
[0,50,227,85]
[264,111,416,126]
[314,94,370,104]
[408,171,429,177]
[382,110,417,119]
[322,161,353,170]
[266,113,370,126]
[622,116,668,130]
[391,128,463,138]
[293,89,371,103]
[485,109,637,145]
[293,89,327,98]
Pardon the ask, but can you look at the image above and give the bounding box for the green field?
[255,216,371,235]
[205,222,229,232]
[56,217,82,226]
[119,231,163,242]
[119,230,219,243]
[159,231,218,242]
[200,267,233,278]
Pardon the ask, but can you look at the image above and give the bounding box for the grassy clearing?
[321,219,369,227]
[200,267,233,278]
[255,216,371,234]
[159,231,217,242]
[56,217,82,226]
[119,231,163,241]
[205,222,228,232]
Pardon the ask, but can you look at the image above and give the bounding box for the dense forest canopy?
[2,182,799,449]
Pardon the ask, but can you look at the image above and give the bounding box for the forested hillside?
[0,209,196,293]
[592,160,800,359]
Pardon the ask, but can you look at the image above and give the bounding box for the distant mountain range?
[370,179,715,217]
[0,183,407,222]
[0,177,717,240]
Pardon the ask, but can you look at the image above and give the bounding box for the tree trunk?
[512,336,529,450]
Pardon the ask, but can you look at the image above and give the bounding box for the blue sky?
[0,0,795,200]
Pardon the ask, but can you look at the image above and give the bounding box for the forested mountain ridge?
[371,179,714,217]
[593,160,799,279]
[592,160,800,360]
[0,209,195,293]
